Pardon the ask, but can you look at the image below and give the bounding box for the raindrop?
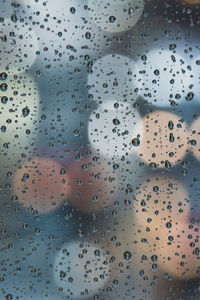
[22,106,30,117]
[132,138,140,146]
[123,251,132,262]
[109,16,116,23]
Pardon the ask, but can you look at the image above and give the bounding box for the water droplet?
[113,118,120,125]
[165,160,172,169]
[128,7,135,16]
[1,126,6,132]
[34,228,41,235]
[1,96,8,104]
[22,106,30,117]
[169,44,176,50]
[132,138,140,146]
[113,164,119,170]
[11,14,17,22]
[70,7,76,14]
[41,114,46,120]
[141,54,147,61]
[185,92,194,101]
[113,279,119,286]
[94,249,101,256]
[168,120,174,130]
[124,198,131,206]
[151,255,158,262]
[154,69,160,76]
[0,83,8,92]
[85,31,91,39]
[0,72,8,81]
[109,16,116,23]
[7,171,13,179]
[123,251,132,262]
[169,133,175,142]
[73,129,79,136]
[60,168,66,175]
[166,222,172,229]
[21,173,29,183]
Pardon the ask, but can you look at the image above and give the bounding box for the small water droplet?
[113,118,120,125]
[85,31,91,39]
[109,16,116,23]
[166,222,172,229]
[0,83,8,92]
[70,7,76,13]
[60,168,66,175]
[123,251,132,262]
[94,249,101,256]
[154,69,160,76]
[113,164,119,170]
[22,106,30,117]
[0,72,8,81]
[168,120,174,130]
[169,133,175,142]
[132,138,140,146]
[1,96,8,104]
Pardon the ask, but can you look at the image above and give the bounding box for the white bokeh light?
[0,73,40,165]
[16,0,99,69]
[88,54,139,106]
[0,18,39,75]
[135,49,194,107]
[53,241,110,299]
[88,0,144,33]
[88,103,143,158]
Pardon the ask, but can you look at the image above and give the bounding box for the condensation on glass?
[0,0,200,299]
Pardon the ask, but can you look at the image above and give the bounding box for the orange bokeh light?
[13,157,70,213]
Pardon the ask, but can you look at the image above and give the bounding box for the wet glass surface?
[1,0,200,299]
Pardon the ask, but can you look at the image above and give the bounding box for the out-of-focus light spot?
[135,49,194,107]
[0,18,39,75]
[0,73,40,164]
[133,175,200,279]
[88,0,144,33]
[88,104,143,159]
[53,241,110,299]
[67,154,118,212]
[134,111,189,168]
[87,54,139,106]
[12,157,70,213]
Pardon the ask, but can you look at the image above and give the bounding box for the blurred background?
[1,0,200,299]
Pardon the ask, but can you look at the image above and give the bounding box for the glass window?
[1,0,200,299]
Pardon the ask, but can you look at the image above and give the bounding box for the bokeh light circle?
[88,0,144,33]
[53,241,110,299]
